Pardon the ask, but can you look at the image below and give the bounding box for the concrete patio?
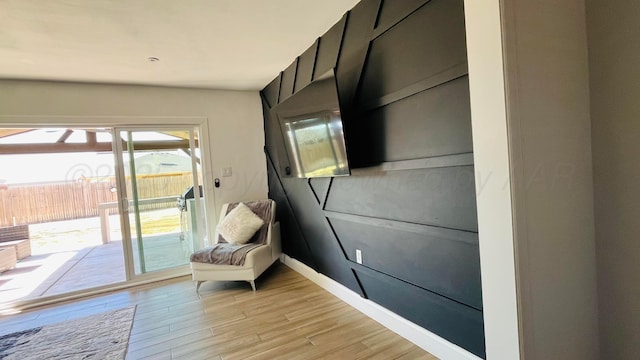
[0,212,194,306]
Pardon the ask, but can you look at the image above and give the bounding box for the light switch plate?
[356,249,362,264]
[222,167,232,177]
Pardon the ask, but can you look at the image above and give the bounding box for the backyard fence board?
[0,173,195,227]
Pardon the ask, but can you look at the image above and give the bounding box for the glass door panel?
[0,127,128,304]
[114,128,204,276]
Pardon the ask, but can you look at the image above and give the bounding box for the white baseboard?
[281,254,482,360]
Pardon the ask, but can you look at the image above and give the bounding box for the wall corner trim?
[280,254,482,360]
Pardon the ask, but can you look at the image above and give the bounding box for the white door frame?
[112,125,206,281]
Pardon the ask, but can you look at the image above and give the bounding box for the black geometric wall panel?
[260,0,484,356]
[328,214,482,309]
[308,178,331,206]
[262,75,281,108]
[279,176,363,294]
[335,0,381,108]
[262,98,289,178]
[354,266,486,358]
[280,59,298,103]
[294,40,318,93]
[314,16,347,80]
[358,0,467,105]
[266,153,315,268]
[374,0,431,36]
[325,166,478,232]
[365,76,473,163]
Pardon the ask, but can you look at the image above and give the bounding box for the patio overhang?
[0,128,198,155]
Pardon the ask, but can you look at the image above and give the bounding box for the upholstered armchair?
[189,199,281,291]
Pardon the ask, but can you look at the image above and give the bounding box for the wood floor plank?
[131,349,172,360]
[310,341,373,360]
[396,347,440,360]
[257,309,356,343]
[357,337,418,360]
[359,329,421,358]
[257,310,364,347]
[1,263,438,359]
[173,346,223,360]
[172,332,261,359]
[127,328,213,358]
[222,336,315,360]
[127,324,170,345]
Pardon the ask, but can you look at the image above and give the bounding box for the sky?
[0,152,117,185]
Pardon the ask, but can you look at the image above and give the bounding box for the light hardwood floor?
[0,263,437,359]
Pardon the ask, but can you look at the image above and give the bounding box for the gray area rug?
[0,305,136,360]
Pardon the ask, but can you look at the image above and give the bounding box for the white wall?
[501,0,599,357]
[463,1,520,358]
[586,1,640,358]
[503,0,599,359]
[0,79,268,228]
[466,0,599,358]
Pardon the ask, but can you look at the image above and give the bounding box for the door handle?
[121,197,129,213]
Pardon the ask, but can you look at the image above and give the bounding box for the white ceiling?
[0,0,360,90]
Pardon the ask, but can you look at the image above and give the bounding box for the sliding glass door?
[0,123,210,308]
[113,128,205,278]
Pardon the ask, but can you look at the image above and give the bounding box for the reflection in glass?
[281,110,349,178]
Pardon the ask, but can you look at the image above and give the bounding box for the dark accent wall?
[260,0,484,357]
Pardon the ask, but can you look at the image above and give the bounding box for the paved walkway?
[0,242,124,304]
[0,234,192,306]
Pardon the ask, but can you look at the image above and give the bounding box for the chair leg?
[249,280,256,291]
[195,281,204,292]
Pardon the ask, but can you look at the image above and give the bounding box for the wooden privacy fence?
[0,172,195,227]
